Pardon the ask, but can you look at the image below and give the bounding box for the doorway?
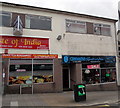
[63,68,70,90]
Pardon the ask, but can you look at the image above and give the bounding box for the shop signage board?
[0,36,49,50]
[62,55,116,64]
[87,64,100,69]
[2,54,58,59]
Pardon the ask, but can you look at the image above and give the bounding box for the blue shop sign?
[62,55,116,64]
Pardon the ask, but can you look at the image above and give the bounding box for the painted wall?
[1,4,117,58]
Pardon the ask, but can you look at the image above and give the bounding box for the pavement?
[1,90,120,107]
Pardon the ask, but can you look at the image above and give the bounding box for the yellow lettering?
[11,39,18,47]
[0,39,8,44]
[4,39,8,44]
[23,39,41,45]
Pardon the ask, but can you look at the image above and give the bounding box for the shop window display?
[33,64,53,83]
[101,69,116,83]
[9,76,32,85]
[82,63,116,84]
[83,69,100,84]
[9,59,32,85]
[9,59,53,85]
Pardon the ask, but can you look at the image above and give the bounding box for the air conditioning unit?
[13,15,23,36]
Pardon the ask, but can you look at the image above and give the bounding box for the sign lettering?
[2,54,58,59]
[0,36,49,50]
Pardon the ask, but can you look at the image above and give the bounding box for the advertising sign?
[2,54,58,59]
[62,55,116,64]
[87,64,100,69]
[9,76,32,85]
[0,36,49,50]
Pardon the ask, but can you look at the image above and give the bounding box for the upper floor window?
[25,15,52,30]
[118,41,120,45]
[66,19,86,34]
[94,24,111,36]
[0,11,11,27]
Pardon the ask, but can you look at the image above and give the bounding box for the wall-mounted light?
[57,35,62,40]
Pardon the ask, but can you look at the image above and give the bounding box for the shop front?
[2,53,63,94]
[62,55,117,91]
[1,35,63,94]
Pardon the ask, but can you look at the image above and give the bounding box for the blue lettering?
[70,57,104,62]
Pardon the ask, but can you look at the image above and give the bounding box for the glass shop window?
[9,59,54,85]
[0,11,11,27]
[66,19,86,34]
[9,59,32,85]
[33,59,53,83]
[101,68,116,83]
[94,24,111,36]
[82,69,100,84]
[82,63,116,84]
[25,14,52,30]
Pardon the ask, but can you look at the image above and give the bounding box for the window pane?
[66,19,86,33]
[33,64,53,83]
[94,24,101,35]
[25,15,51,30]
[33,59,53,64]
[101,26,111,36]
[0,11,11,27]
[9,64,32,85]
[118,47,120,51]
[101,69,116,83]
[82,63,116,84]
[10,59,32,64]
[82,69,100,84]
[118,41,120,45]
[25,15,30,28]
[9,59,32,85]
[94,24,111,36]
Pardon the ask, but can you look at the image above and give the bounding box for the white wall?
[1,5,117,58]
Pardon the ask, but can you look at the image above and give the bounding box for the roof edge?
[0,1,118,22]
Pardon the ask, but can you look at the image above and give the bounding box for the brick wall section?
[70,63,82,89]
[76,64,82,84]
[3,58,9,85]
[86,82,118,91]
[53,59,63,92]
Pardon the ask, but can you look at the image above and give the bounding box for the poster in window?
[33,75,53,83]
[9,76,32,85]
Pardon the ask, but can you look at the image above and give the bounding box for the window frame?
[25,14,52,31]
[33,59,54,84]
[66,19,87,34]
[82,63,116,84]
[93,23,111,36]
[8,58,54,85]
[0,11,12,27]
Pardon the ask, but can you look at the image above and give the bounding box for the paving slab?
[2,91,119,107]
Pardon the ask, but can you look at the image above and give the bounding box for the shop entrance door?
[63,68,70,90]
